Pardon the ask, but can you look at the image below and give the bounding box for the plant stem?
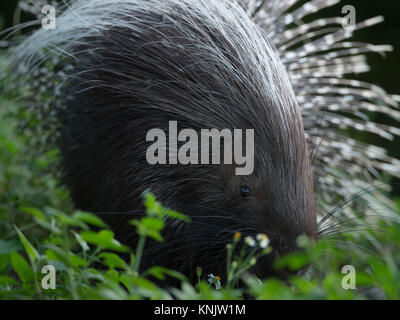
[134,235,146,273]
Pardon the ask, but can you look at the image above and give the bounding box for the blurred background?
[0,0,399,195]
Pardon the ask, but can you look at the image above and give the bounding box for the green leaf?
[82,268,106,283]
[72,211,109,228]
[146,230,163,242]
[73,231,89,252]
[80,230,130,252]
[0,275,17,286]
[18,207,46,222]
[33,218,61,234]
[45,249,62,262]
[141,217,165,231]
[274,252,309,271]
[11,252,34,283]
[98,252,127,270]
[69,253,87,268]
[0,254,10,271]
[143,192,164,217]
[105,269,120,282]
[120,275,167,299]
[14,226,39,264]
[142,192,191,222]
[46,208,88,229]
[130,220,163,242]
[164,209,191,222]
[146,266,187,282]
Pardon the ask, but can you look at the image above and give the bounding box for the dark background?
[0,0,399,194]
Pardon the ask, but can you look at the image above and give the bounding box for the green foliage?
[1,53,400,300]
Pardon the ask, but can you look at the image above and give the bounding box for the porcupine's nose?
[251,233,308,280]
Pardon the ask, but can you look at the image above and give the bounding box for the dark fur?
[52,1,316,283]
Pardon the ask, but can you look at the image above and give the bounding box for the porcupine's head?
[12,0,317,281]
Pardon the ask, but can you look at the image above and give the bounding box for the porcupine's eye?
[240,186,251,198]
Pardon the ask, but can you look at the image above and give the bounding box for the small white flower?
[208,274,221,290]
[245,236,256,247]
[257,233,270,248]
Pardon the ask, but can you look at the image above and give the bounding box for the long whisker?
[318,183,393,228]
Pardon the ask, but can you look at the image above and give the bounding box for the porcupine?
[6,0,400,283]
